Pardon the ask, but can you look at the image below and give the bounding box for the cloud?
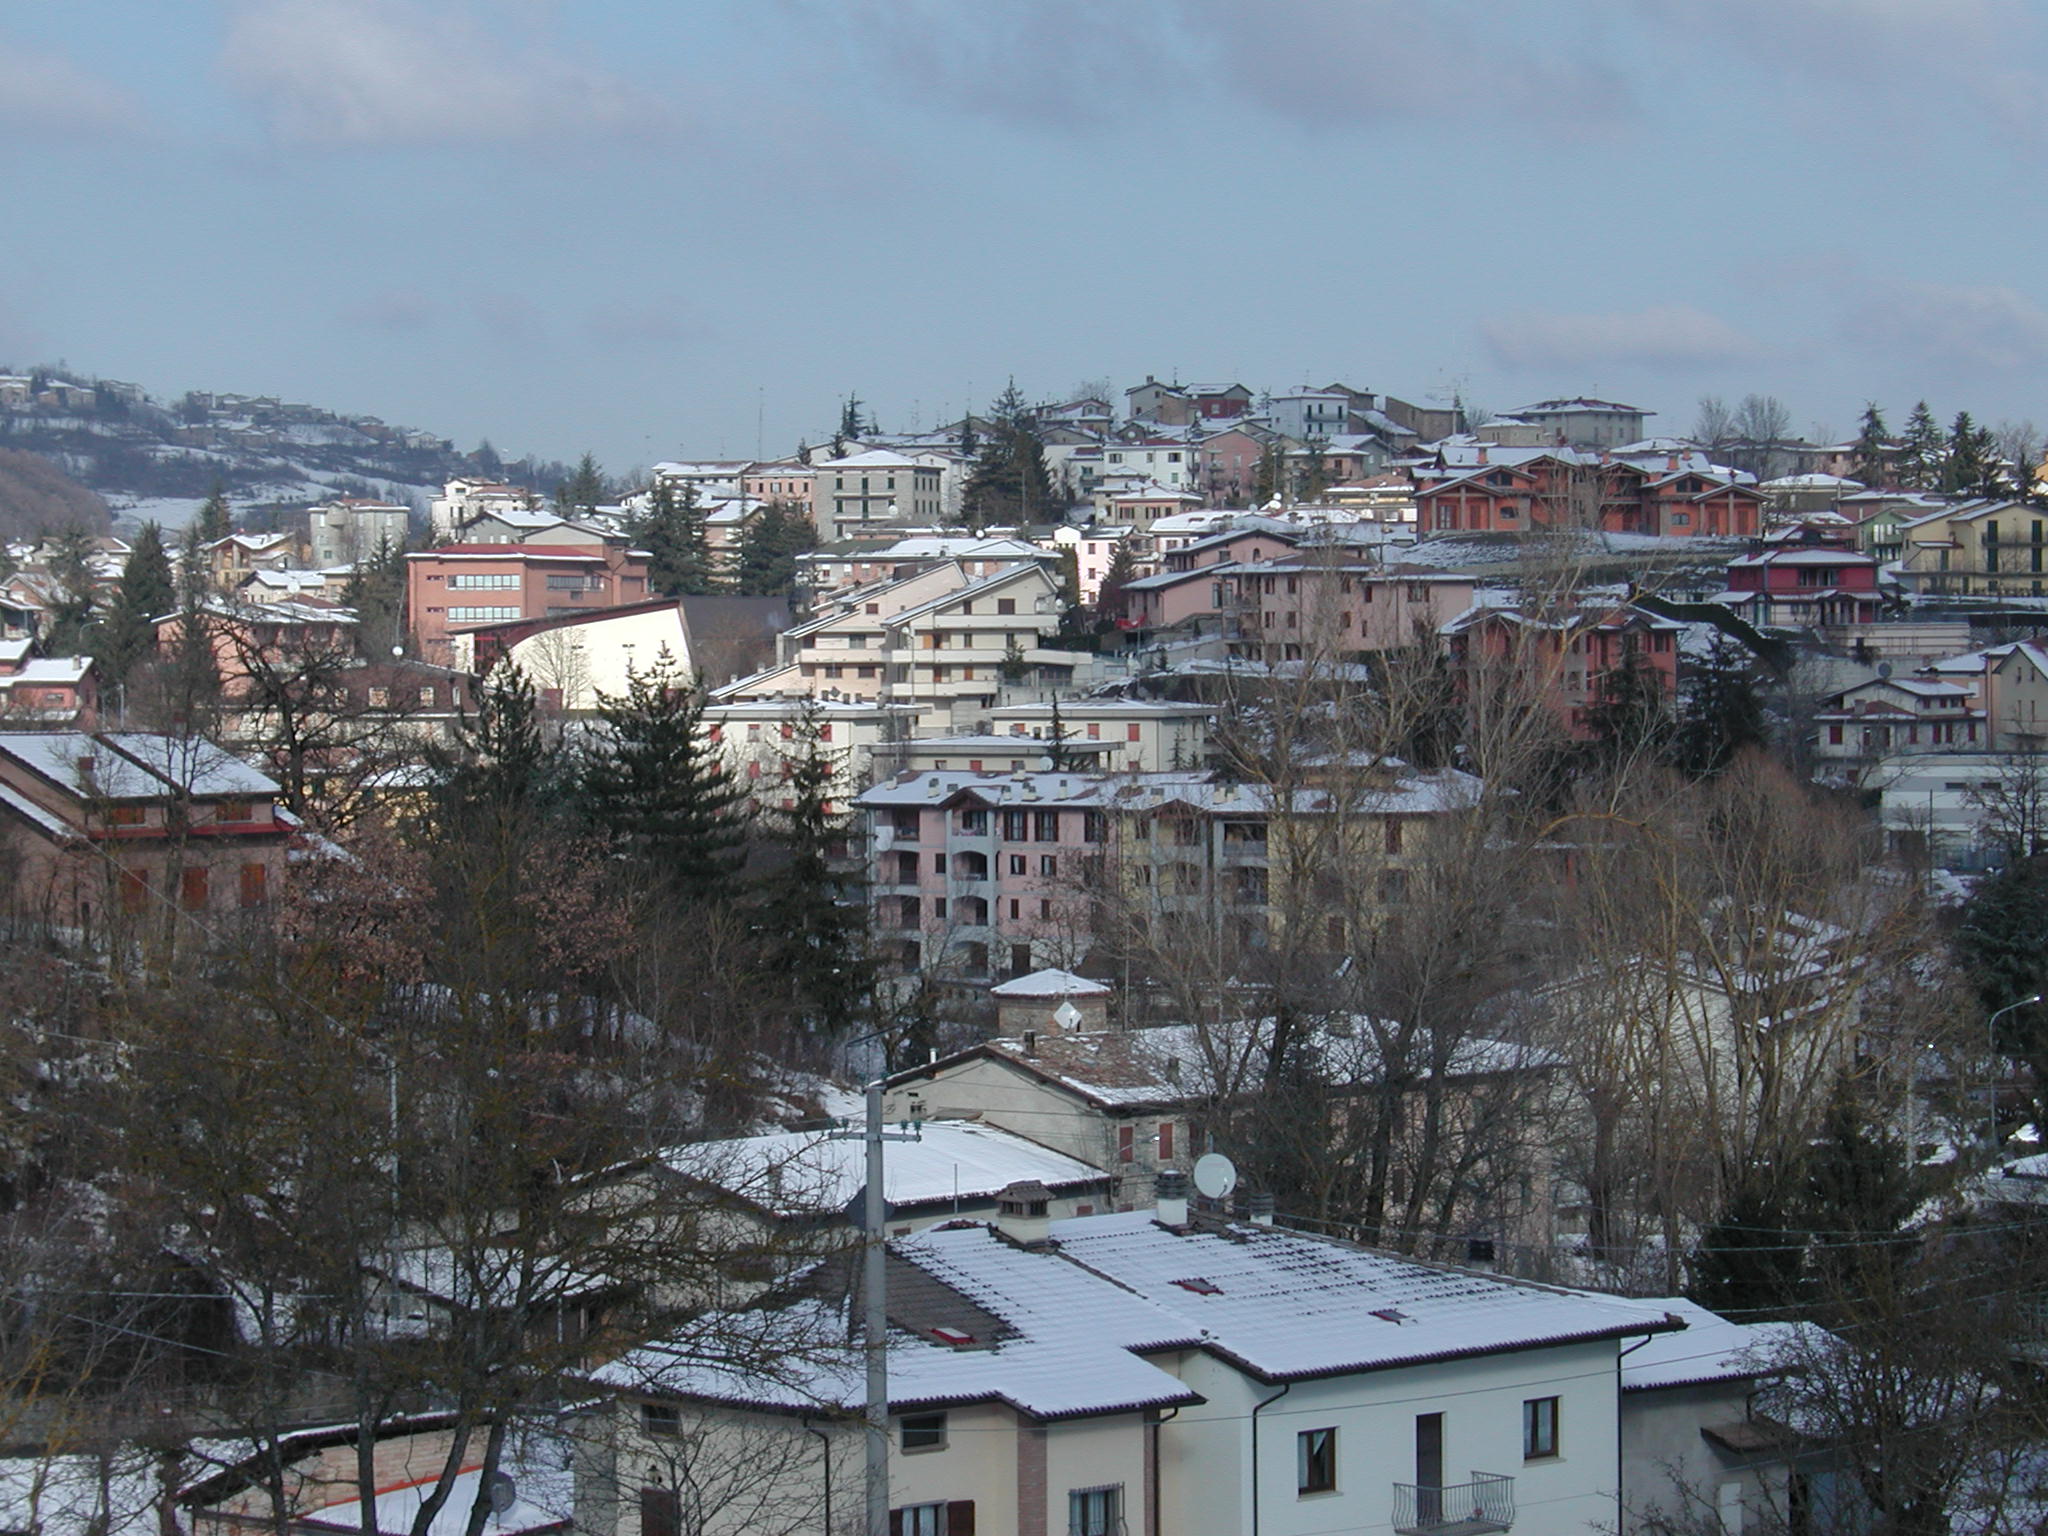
[1182,0,1636,134]
[1481,305,1765,371]
[1839,280,2048,374]
[777,0,1634,134]
[340,289,437,332]
[1631,0,2048,146]
[583,300,713,350]
[0,33,142,136]
[220,0,670,147]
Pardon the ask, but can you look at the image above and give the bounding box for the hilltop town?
[0,371,2044,1535]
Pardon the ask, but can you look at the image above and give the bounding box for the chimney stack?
[1248,1191,1275,1227]
[1155,1169,1190,1229]
[995,1180,1053,1248]
[1465,1236,1496,1272]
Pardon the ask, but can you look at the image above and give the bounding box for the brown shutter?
[948,1501,976,1536]
[890,1510,904,1536]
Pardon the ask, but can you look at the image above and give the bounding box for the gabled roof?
[1620,1297,1818,1391]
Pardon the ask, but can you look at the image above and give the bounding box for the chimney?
[1021,1029,1039,1057]
[1248,1191,1275,1227]
[995,1180,1054,1248]
[1476,446,1488,465]
[1465,1236,1496,1272]
[1155,1168,1190,1229]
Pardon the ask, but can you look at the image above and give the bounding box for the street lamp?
[1986,993,2042,1149]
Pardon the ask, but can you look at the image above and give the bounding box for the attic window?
[1173,1277,1223,1296]
[641,1402,681,1436]
[1371,1307,1414,1325]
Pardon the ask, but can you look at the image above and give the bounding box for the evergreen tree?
[839,393,869,442]
[436,663,555,833]
[94,522,176,690]
[1296,437,1330,502]
[962,380,1056,528]
[554,453,607,518]
[957,416,978,462]
[1852,402,1892,487]
[732,501,816,597]
[342,534,409,657]
[473,440,503,476]
[1254,442,1284,505]
[1670,635,1767,778]
[1945,411,1998,496]
[41,528,99,655]
[1094,538,1138,628]
[1690,1183,1807,1320]
[633,480,717,596]
[1802,1087,1922,1314]
[580,649,746,901]
[195,486,232,545]
[754,701,871,1034]
[1580,647,1671,768]
[1955,855,2048,1134]
[1900,401,1946,491]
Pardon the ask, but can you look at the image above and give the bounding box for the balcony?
[1393,1474,1514,1536]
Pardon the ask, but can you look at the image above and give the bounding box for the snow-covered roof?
[663,1121,1112,1219]
[100,733,278,795]
[605,1210,1678,1422]
[990,967,1112,999]
[1620,1297,1818,1391]
[297,1463,574,1536]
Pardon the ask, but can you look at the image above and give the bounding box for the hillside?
[0,447,112,540]
[0,366,561,531]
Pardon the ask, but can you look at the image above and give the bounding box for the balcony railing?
[1392,1473,1514,1536]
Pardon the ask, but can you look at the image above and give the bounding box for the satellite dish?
[1053,1000,1083,1031]
[1877,661,1893,678]
[1192,1153,1238,1201]
[486,1472,517,1515]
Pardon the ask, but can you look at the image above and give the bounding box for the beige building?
[815,450,945,539]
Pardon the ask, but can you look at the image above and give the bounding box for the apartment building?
[405,543,649,666]
[306,496,410,568]
[814,450,945,539]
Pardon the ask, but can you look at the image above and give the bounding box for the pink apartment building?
[1220,559,1479,660]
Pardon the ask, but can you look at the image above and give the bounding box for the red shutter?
[1119,1125,1134,1163]
[948,1501,976,1536]
[1159,1121,1174,1161]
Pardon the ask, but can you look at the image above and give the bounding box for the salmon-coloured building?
[1440,601,1683,739]
[405,543,650,666]
[1416,452,1763,539]
[1224,559,1480,661]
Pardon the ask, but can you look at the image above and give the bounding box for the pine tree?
[554,453,607,518]
[41,529,99,655]
[342,534,408,657]
[733,501,816,597]
[1094,539,1138,628]
[195,486,232,545]
[634,480,717,597]
[962,380,1056,528]
[94,522,176,690]
[1670,635,1767,778]
[754,701,871,1034]
[1689,1183,1808,1320]
[1852,403,1892,487]
[1802,1088,1921,1314]
[1955,856,2048,1135]
[839,394,869,442]
[1945,411,1997,496]
[437,663,555,833]
[1254,442,1284,505]
[580,648,746,901]
[1580,648,1672,768]
[473,440,503,476]
[1900,402,1946,491]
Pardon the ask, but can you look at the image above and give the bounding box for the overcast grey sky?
[8,0,2048,473]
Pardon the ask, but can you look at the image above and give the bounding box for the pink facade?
[740,466,816,526]
[406,544,650,665]
[1223,562,1478,660]
[1719,546,1883,627]
[1442,606,1682,740]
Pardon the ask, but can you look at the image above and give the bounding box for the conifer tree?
[554,453,607,518]
[754,701,870,1034]
[1094,538,1138,628]
[1670,635,1767,778]
[732,501,816,597]
[342,534,408,657]
[580,648,746,901]
[1900,401,1946,491]
[634,481,717,596]
[195,486,232,545]
[1945,411,1998,497]
[1852,403,1892,487]
[437,663,555,833]
[94,522,175,690]
[962,380,1056,529]
[839,393,869,441]
[41,528,99,655]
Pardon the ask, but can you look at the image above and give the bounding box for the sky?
[8,0,2048,477]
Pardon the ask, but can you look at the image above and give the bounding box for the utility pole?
[831,1056,921,1536]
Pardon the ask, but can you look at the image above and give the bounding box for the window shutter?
[890,1510,905,1536]
[948,1501,976,1536]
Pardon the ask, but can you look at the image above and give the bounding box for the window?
[448,572,518,589]
[1002,809,1030,841]
[180,866,209,912]
[119,869,147,914]
[418,686,437,708]
[1297,1428,1336,1494]
[447,606,519,623]
[1118,1125,1134,1163]
[933,854,947,874]
[1083,811,1107,843]
[641,1401,681,1436]
[367,685,392,708]
[238,862,268,908]
[1069,1485,1121,1536]
[641,1486,681,1536]
[1523,1396,1559,1460]
[1009,854,1027,875]
[896,1505,945,1536]
[1034,810,1060,842]
[900,1412,948,1452]
[1040,854,1058,877]
[107,804,146,826]
[214,799,254,824]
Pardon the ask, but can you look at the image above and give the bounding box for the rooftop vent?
[1156,1167,1191,1229]
[995,1179,1054,1248]
[1248,1191,1275,1227]
[1171,1276,1222,1296]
